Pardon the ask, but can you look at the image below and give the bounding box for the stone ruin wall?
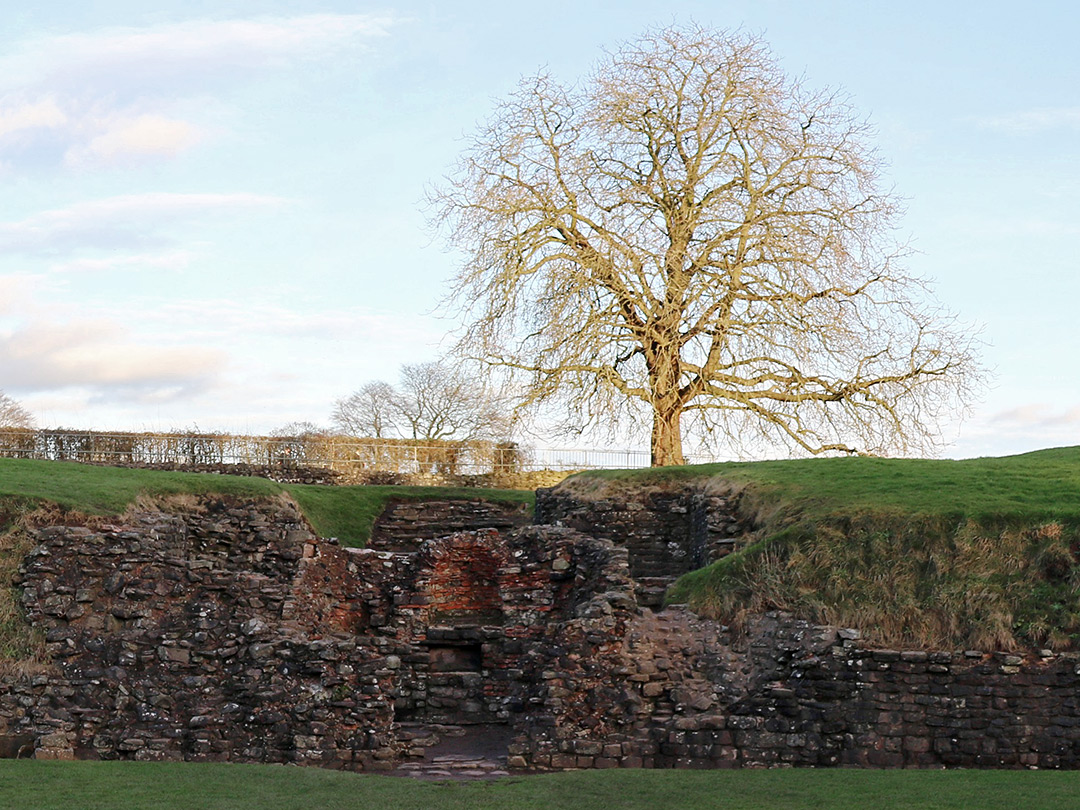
[0,497,639,769]
[534,485,752,606]
[3,492,1080,770]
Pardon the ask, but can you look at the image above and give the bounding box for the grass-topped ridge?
[565,446,1080,522]
[0,458,533,673]
[567,447,1080,652]
[0,457,533,547]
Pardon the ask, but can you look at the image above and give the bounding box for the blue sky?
[0,1,1077,458]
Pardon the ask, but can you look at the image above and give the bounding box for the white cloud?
[928,402,1080,459]
[0,94,207,170]
[48,250,193,274]
[0,96,67,139]
[65,114,204,167]
[0,274,41,315]
[1,15,396,94]
[0,318,224,400]
[0,192,286,254]
[990,403,1080,428]
[0,15,396,171]
[975,107,1080,134]
[154,298,447,346]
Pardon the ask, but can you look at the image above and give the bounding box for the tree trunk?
[650,404,685,466]
[648,334,687,466]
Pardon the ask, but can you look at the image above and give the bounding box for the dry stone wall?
[4,493,1080,771]
[535,486,750,576]
[84,460,569,489]
[528,611,1080,770]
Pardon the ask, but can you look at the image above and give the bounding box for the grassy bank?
[570,447,1080,650]
[0,458,533,546]
[2,761,1079,810]
[284,483,532,546]
[571,446,1080,522]
[0,458,532,668]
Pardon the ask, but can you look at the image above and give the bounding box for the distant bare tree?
[267,421,329,466]
[0,391,33,429]
[431,25,982,465]
[397,361,509,441]
[333,382,398,438]
[269,421,327,438]
[333,361,511,442]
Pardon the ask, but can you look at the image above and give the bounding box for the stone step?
[634,577,677,608]
[392,754,510,780]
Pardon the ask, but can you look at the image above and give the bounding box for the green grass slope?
[571,447,1080,651]
[0,458,532,670]
[285,483,532,546]
[0,457,283,515]
[5,761,1080,810]
[572,446,1080,521]
[0,458,533,546]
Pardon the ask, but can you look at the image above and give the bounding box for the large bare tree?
[431,26,981,465]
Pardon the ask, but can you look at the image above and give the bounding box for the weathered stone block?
[35,748,75,761]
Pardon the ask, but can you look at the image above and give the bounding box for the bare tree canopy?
[269,422,327,438]
[0,391,33,429]
[333,361,510,442]
[396,361,509,442]
[333,382,398,439]
[431,25,982,466]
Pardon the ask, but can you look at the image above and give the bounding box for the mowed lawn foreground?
[3,762,1080,809]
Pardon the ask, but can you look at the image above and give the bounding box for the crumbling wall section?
[534,485,751,605]
[8,495,1080,772]
[368,499,531,552]
[347,526,636,733]
[7,498,399,768]
[1,501,639,771]
[85,461,341,485]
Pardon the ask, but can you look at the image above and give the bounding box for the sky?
[0,0,1077,459]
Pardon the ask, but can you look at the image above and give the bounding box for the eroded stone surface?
[534,485,751,605]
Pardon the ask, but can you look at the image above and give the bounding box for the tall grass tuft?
[669,514,1080,651]
[0,517,45,673]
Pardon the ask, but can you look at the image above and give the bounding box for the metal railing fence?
[0,428,709,475]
